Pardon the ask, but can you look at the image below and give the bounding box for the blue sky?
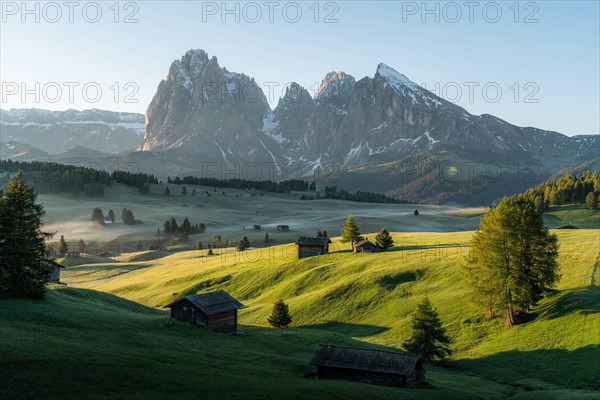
[1,1,598,136]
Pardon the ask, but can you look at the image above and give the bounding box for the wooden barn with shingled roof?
[309,344,425,388]
[353,239,382,253]
[164,290,245,333]
[295,237,332,259]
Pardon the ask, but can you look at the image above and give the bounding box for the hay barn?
[295,237,332,259]
[309,344,425,388]
[164,290,245,333]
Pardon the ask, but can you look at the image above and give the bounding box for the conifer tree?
[375,228,394,250]
[58,235,69,258]
[267,299,292,328]
[0,171,54,298]
[465,195,559,326]
[182,217,192,234]
[78,239,87,254]
[586,192,598,209]
[91,207,105,225]
[403,298,451,361]
[341,215,363,249]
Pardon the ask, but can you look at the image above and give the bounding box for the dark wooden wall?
[207,310,238,333]
[298,245,327,259]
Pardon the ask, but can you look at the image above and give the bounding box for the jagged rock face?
[0,108,144,154]
[141,50,598,181]
[141,49,272,169]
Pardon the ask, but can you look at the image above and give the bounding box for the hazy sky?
[1,1,598,136]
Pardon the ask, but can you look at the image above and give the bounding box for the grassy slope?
[1,287,515,400]
[50,230,600,398]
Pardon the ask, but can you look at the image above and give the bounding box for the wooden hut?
[353,239,381,253]
[277,225,290,232]
[295,237,332,259]
[309,345,425,388]
[46,260,64,284]
[164,290,245,333]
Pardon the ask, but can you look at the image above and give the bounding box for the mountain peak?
[315,71,356,101]
[376,63,414,87]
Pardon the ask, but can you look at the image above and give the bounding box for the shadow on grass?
[539,287,600,320]
[298,321,390,337]
[455,346,600,391]
[386,243,468,253]
[378,269,425,290]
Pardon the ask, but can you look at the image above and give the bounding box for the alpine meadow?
[1,2,599,399]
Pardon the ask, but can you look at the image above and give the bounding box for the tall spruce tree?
[169,217,178,234]
[267,299,292,328]
[341,215,363,249]
[586,192,598,209]
[58,235,69,258]
[403,298,451,361]
[375,228,394,250]
[182,217,192,234]
[91,207,105,225]
[0,171,53,298]
[465,195,560,326]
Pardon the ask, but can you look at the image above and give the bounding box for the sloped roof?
[164,290,244,315]
[309,344,422,376]
[295,237,331,246]
[354,239,377,248]
[46,260,65,268]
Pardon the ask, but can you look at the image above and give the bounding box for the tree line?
[520,170,600,210]
[1,160,109,197]
[111,170,159,194]
[318,186,407,204]
[167,176,310,192]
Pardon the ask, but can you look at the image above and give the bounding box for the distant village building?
[277,225,290,232]
[253,225,261,230]
[46,260,64,284]
[295,237,332,259]
[353,239,381,253]
[309,345,425,388]
[164,290,245,334]
[66,251,81,257]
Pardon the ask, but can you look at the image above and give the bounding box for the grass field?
[1,184,599,399]
[38,182,483,252]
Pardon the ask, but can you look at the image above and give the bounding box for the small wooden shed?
[309,345,425,388]
[46,260,64,284]
[353,239,381,253]
[164,290,245,333]
[295,237,332,259]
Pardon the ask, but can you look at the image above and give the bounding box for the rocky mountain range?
[136,49,598,203]
[0,108,145,156]
[2,49,598,204]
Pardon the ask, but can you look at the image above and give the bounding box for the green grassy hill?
[4,229,593,399]
[2,287,524,400]
[2,181,599,399]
